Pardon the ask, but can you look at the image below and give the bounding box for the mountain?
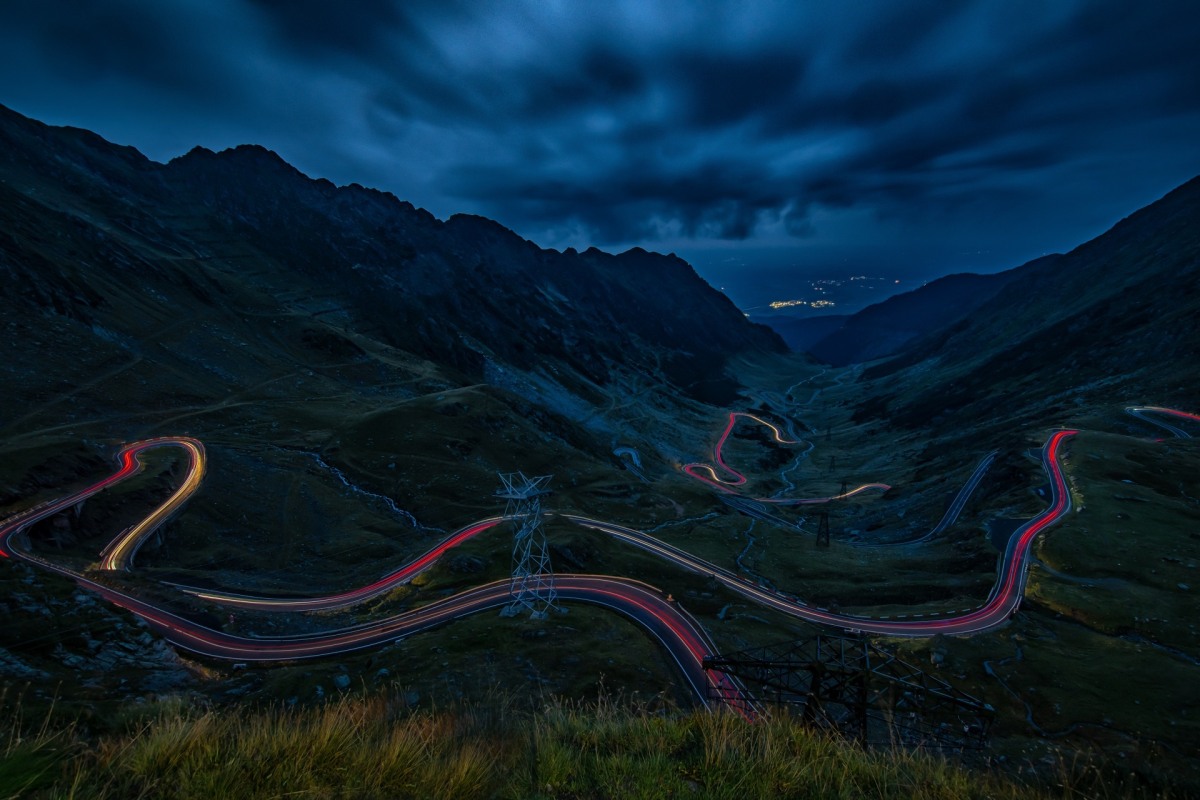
[0,103,781,408]
[804,267,1040,365]
[850,176,1200,437]
[0,102,794,570]
[747,312,849,353]
[4,106,1199,791]
[157,143,783,395]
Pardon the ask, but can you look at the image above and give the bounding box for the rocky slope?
[0,101,793,615]
[747,312,849,353]
[850,176,1200,437]
[804,267,1038,365]
[0,102,786,519]
[0,103,781,414]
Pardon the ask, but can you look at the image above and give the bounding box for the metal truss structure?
[815,511,830,547]
[495,472,559,619]
[704,632,994,751]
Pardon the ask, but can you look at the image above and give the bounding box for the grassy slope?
[5,351,1199,795]
[2,111,1198,795]
[1,694,1076,800]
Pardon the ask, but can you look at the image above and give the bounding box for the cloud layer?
[2,1,1198,279]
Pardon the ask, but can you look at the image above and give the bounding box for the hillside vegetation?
[3,107,1200,798]
[1,693,1104,800]
[852,177,1200,440]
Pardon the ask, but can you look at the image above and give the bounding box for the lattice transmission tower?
[815,512,830,547]
[496,472,561,619]
[704,632,994,751]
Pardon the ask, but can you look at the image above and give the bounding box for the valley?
[1,102,1198,796]
[4,358,1198,788]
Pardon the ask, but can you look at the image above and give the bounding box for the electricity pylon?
[496,472,560,619]
[815,512,830,547]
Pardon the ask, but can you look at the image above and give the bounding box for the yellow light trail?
[98,438,206,571]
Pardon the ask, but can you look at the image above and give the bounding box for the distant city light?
[766,275,896,312]
[768,298,835,309]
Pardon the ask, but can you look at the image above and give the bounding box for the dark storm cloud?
[843,0,961,64]
[665,49,808,129]
[247,0,416,56]
[1,0,1198,273]
[427,0,1200,258]
[2,1,236,101]
[456,156,787,242]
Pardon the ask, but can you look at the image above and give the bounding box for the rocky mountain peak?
[0,103,785,446]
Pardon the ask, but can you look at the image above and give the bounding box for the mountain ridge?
[0,100,792,542]
[849,174,1200,436]
[803,266,1040,365]
[0,101,783,416]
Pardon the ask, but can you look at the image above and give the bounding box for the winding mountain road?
[0,442,746,709]
[572,431,1073,637]
[2,406,1191,708]
[1126,406,1199,440]
[683,412,890,503]
[858,449,998,547]
[175,518,507,611]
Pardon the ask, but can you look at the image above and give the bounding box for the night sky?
[3,1,1199,307]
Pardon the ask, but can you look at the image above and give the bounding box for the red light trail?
[2,408,1191,711]
[682,411,889,503]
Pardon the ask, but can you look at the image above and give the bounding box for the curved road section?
[2,413,1139,705]
[683,412,890,503]
[99,439,206,571]
[859,450,998,547]
[0,438,204,565]
[1126,406,1198,439]
[176,518,507,611]
[0,442,747,710]
[566,430,1074,636]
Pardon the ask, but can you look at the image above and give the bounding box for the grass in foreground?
[4,691,1155,800]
